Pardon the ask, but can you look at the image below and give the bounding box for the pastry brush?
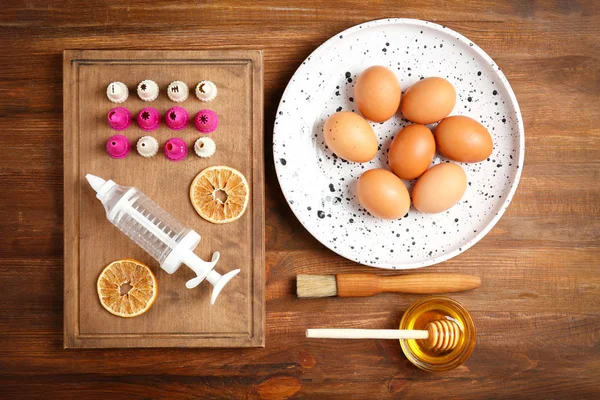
[297,273,480,298]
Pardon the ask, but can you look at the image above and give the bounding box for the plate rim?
[273,18,525,269]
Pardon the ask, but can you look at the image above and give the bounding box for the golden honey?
[399,296,476,372]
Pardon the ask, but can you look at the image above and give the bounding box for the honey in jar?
[399,296,476,372]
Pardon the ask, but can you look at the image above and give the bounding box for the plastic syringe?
[86,174,239,305]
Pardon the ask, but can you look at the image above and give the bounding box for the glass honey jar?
[399,296,476,372]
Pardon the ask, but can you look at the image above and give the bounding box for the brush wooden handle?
[336,273,481,297]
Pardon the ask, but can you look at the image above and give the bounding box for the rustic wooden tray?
[63,50,264,348]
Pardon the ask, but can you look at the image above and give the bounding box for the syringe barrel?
[101,183,190,265]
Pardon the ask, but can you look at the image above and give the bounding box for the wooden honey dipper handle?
[306,320,461,352]
[306,329,429,340]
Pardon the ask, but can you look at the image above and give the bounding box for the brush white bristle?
[296,275,338,298]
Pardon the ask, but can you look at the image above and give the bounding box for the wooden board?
[63,50,264,348]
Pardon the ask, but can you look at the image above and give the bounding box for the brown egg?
[401,77,456,124]
[355,66,401,123]
[413,163,467,213]
[388,124,436,180]
[435,116,493,162]
[323,111,378,163]
[357,169,410,220]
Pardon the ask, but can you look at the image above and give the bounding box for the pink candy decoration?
[106,135,130,159]
[137,107,161,131]
[163,138,188,161]
[194,109,218,133]
[107,107,132,131]
[165,106,189,130]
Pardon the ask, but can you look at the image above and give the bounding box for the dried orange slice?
[190,165,249,224]
[97,259,157,318]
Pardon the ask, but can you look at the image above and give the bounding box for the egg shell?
[388,124,436,180]
[413,163,467,214]
[357,169,410,220]
[355,66,401,123]
[323,111,378,163]
[401,77,456,124]
[435,115,493,162]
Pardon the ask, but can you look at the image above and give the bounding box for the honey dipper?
[306,319,461,352]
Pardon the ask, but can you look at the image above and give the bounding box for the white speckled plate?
[273,18,524,269]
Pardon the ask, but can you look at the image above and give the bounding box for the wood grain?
[0,0,599,398]
[63,50,264,348]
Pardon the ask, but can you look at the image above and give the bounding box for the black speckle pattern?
[273,19,524,269]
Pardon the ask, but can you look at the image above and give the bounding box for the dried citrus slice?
[190,165,249,224]
[97,259,157,318]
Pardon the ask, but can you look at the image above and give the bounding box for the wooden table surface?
[1,1,598,398]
